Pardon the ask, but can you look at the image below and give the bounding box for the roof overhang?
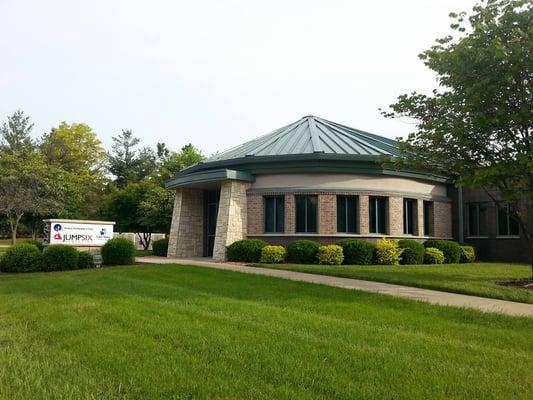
[165,168,255,189]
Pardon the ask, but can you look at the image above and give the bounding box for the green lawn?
[256,262,533,304]
[0,264,531,399]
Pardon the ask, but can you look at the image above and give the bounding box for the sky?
[0,0,478,156]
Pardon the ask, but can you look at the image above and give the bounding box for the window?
[337,196,357,233]
[369,197,387,234]
[264,196,284,233]
[468,203,488,236]
[295,195,317,233]
[497,203,519,236]
[403,198,415,235]
[423,201,433,236]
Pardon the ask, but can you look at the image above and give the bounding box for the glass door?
[204,189,220,257]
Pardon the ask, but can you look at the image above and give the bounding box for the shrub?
[375,238,403,265]
[424,247,444,264]
[78,251,94,269]
[286,240,320,264]
[101,238,135,265]
[460,245,476,263]
[152,238,169,257]
[260,245,286,263]
[42,245,79,271]
[398,239,425,265]
[423,240,461,264]
[226,239,268,262]
[317,245,344,265]
[337,239,375,265]
[0,243,43,272]
[25,239,44,252]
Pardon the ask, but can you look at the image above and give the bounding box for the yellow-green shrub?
[317,245,344,265]
[460,245,476,263]
[375,238,403,265]
[260,245,286,263]
[424,247,444,264]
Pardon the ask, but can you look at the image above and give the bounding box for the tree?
[0,110,34,153]
[138,185,175,234]
[103,182,165,250]
[0,152,77,244]
[40,122,107,218]
[153,143,204,184]
[382,0,533,274]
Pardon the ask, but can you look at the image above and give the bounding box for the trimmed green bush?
[25,239,44,252]
[424,247,445,264]
[375,238,403,265]
[42,245,79,271]
[317,245,344,265]
[0,243,43,272]
[398,239,425,265]
[226,239,268,262]
[423,240,461,264]
[101,238,135,265]
[152,238,169,257]
[260,245,286,264]
[78,251,94,269]
[286,240,320,264]
[460,245,476,263]
[337,239,375,265]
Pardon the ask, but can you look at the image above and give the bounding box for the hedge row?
[226,238,476,266]
[0,237,138,273]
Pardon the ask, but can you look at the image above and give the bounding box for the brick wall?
[167,188,204,258]
[284,194,295,234]
[318,194,336,234]
[247,194,263,235]
[358,195,369,234]
[433,201,452,238]
[388,197,403,236]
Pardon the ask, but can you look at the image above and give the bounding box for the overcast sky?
[0,0,478,156]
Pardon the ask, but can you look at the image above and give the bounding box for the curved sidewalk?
[137,257,533,318]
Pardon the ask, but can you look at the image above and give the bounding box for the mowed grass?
[0,264,532,399]
[258,262,533,304]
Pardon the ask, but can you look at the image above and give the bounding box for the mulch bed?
[497,279,533,290]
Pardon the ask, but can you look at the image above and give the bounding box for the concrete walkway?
[137,257,533,318]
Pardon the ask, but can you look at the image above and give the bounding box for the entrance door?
[204,189,220,257]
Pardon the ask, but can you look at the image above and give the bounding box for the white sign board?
[46,220,114,246]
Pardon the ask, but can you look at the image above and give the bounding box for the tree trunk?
[136,232,152,251]
[8,213,23,245]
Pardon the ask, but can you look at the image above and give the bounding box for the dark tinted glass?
[403,199,414,234]
[498,204,508,235]
[468,204,479,236]
[295,196,306,233]
[377,198,386,233]
[306,196,318,233]
[337,196,346,232]
[370,197,386,234]
[276,197,285,233]
[347,197,357,233]
[423,201,432,236]
[265,197,275,233]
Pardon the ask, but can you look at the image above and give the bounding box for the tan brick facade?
[416,199,424,236]
[388,197,403,236]
[167,188,204,258]
[433,201,452,238]
[318,194,336,234]
[213,180,250,261]
[284,194,295,234]
[247,194,263,235]
[358,195,369,234]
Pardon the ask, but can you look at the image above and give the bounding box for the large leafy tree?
[382,0,532,272]
[40,122,107,218]
[152,143,204,185]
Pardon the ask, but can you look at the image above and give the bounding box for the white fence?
[113,232,166,250]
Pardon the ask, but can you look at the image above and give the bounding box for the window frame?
[403,198,416,235]
[467,202,488,237]
[497,202,519,236]
[264,196,285,233]
[336,195,358,233]
[369,196,387,234]
[295,195,318,233]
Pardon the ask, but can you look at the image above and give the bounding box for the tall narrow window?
[337,196,358,233]
[468,203,488,236]
[423,201,433,236]
[497,203,519,236]
[295,195,317,233]
[264,196,285,233]
[403,198,415,235]
[369,197,387,234]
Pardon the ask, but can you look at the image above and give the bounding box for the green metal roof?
[207,115,401,161]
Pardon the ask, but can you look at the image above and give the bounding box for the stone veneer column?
[284,194,295,234]
[318,194,337,234]
[167,188,204,258]
[433,201,452,238]
[416,199,425,236]
[212,180,250,261]
[358,195,369,234]
[388,197,403,236]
